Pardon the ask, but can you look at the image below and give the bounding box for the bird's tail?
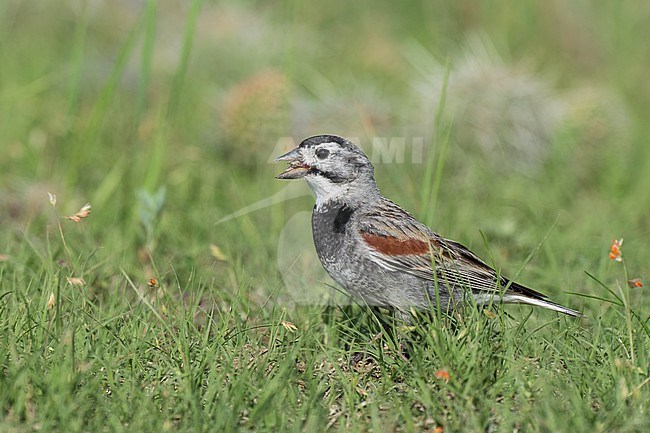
[502,293,585,317]
[496,279,585,317]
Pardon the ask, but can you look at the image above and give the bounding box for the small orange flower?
[627,278,643,289]
[65,203,92,222]
[434,369,450,382]
[609,238,623,262]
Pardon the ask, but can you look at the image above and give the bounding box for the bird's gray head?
[275,135,379,207]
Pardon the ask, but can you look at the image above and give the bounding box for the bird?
[275,134,583,318]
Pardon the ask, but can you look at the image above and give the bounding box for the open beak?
[275,147,310,179]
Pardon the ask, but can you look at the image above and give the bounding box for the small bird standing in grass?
[276,134,583,318]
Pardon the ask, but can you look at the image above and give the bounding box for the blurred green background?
[2,0,648,277]
[1,0,649,431]
[3,0,649,304]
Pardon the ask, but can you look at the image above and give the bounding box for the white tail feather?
[501,294,584,317]
[473,293,584,317]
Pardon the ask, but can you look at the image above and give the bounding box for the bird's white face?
[275,135,378,208]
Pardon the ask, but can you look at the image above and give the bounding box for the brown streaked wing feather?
[437,238,549,300]
[358,198,526,296]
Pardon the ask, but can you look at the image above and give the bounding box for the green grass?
[1,1,649,432]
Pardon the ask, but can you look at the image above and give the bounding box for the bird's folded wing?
[358,205,509,295]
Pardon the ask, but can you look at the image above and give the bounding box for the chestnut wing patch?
[359,229,439,281]
[361,232,431,256]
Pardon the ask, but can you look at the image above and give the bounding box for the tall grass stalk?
[421,59,451,226]
[167,0,203,121]
[65,0,89,129]
[136,0,157,122]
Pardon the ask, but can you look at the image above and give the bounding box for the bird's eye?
[315,148,330,160]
